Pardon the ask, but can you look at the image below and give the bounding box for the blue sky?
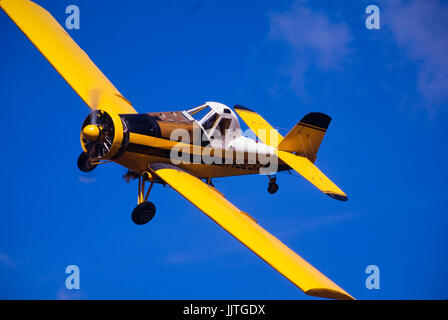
[0,0,447,299]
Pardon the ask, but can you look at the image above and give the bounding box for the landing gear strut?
[77,151,97,172]
[267,176,279,194]
[132,172,156,225]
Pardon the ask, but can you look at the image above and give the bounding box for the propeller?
[81,110,115,159]
[88,88,101,124]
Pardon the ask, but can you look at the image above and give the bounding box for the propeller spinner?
[82,124,100,141]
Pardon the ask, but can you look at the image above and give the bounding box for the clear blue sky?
[0,0,447,299]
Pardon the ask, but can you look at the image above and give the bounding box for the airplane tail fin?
[233,106,347,201]
[277,112,331,163]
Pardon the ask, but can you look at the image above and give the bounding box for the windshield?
[202,113,219,131]
[188,105,212,121]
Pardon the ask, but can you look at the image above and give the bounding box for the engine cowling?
[80,109,128,160]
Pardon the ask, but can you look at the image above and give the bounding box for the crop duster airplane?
[1,0,353,300]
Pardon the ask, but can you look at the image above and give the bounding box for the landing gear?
[132,201,156,225]
[267,176,279,194]
[77,151,97,172]
[132,172,156,225]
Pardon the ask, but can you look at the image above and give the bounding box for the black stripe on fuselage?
[126,143,171,159]
[125,142,290,171]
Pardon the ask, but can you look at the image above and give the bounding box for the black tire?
[132,201,156,225]
[77,152,97,172]
[267,182,279,194]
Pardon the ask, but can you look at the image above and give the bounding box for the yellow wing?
[1,0,137,114]
[233,105,284,147]
[276,150,348,201]
[150,163,353,300]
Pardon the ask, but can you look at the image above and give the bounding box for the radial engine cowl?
[80,109,127,160]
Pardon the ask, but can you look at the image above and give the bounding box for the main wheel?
[132,201,156,225]
[77,152,97,172]
[267,182,279,194]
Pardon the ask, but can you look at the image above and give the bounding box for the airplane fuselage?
[115,111,290,178]
[80,102,290,179]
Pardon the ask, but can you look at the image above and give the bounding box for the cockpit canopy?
[183,102,241,147]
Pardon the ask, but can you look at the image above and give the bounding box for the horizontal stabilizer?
[276,150,348,201]
[233,105,283,148]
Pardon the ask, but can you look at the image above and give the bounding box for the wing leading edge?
[150,163,353,300]
[1,0,137,114]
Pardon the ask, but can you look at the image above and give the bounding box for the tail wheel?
[267,176,279,194]
[132,201,156,225]
[268,182,279,194]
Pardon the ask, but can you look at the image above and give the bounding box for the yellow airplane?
[1,0,353,300]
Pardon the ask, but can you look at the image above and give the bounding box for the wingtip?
[305,288,355,300]
[233,104,254,112]
[326,193,348,202]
